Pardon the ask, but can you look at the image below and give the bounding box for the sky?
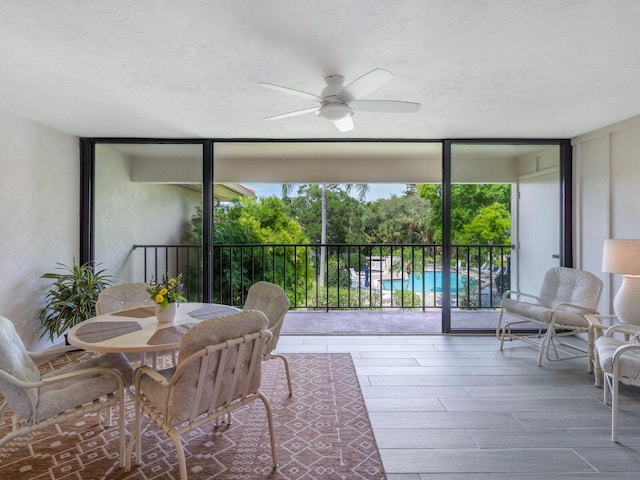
[247,183,410,201]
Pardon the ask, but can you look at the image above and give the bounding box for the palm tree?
[283,183,369,286]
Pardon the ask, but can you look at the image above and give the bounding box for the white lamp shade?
[602,239,640,274]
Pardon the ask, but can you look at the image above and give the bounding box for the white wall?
[0,109,79,350]
[573,114,640,314]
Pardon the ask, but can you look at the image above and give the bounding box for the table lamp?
[602,239,640,325]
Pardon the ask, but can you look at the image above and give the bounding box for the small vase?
[155,302,178,323]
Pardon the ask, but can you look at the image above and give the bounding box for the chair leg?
[603,372,612,406]
[258,392,279,469]
[499,324,507,350]
[271,353,293,396]
[126,397,142,471]
[537,332,548,367]
[117,389,126,468]
[538,326,557,366]
[168,430,189,480]
[496,308,505,340]
[612,370,620,443]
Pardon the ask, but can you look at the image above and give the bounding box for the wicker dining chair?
[243,281,292,395]
[595,323,640,442]
[126,309,277,479]
[0,315,133,466]
[96,283,155,316]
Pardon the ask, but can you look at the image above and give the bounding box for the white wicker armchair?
[243,281,292,395]
[497,267,602,366]
[96,283,154,316]
[0,315,133,466]
[595,323,640,442]
[126,309,277,479]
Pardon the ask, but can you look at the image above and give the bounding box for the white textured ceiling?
[1,0,640,139]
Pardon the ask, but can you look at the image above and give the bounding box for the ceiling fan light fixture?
[260,68,420,132]
[317,102,353,121]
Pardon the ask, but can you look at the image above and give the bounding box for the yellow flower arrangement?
[147,273,186,308]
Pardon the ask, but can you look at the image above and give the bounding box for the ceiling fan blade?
[337,68,394,102]
[350,99,421,113]
[259,83,323,102]
[264,106,320,121]
[334,115,354,133]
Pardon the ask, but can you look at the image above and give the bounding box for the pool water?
[380,272,476,293]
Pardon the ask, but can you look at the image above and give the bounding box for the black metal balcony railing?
[133,243,512,311]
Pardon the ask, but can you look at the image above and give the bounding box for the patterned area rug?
[0,352,385,479]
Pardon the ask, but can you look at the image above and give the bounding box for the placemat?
[147,323,197,345]
[75,321,142,343]
[188,304,238,320]
[111,306,155,318]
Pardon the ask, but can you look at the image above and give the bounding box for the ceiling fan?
[259,68,420,132]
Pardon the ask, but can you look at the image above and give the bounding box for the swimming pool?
[380,272,476,293]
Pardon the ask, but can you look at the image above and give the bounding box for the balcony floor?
[282,309,505,335]
[276,334,640,479]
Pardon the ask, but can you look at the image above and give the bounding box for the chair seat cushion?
[501,299,589,329]
[501,299,551,323]
[596,337,640,380]
[138,367,175,418]
[34,352,133,423]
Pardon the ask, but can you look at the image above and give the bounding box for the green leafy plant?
[39,260,112,341]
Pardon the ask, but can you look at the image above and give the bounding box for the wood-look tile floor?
[276,334,640,479]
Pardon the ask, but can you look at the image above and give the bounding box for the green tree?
[458,203,511,244]
[283,183,368,286]
[363,192,432,244]
[184,196,311,304]
[417,184,511,243]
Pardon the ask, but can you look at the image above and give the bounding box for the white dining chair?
[0,315,133,466]
[244,281,292,395]
[126,309,277,479]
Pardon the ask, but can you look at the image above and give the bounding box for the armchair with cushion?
[243,281,292,395]
[96,282,154,316]
[595,323,640,442]
[126,309,277,479]
[497,266,603,366]
[0,315,133,466]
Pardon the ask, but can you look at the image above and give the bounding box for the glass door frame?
[81,137,572,334]
[441,138,573,333]
[80,138,214,301]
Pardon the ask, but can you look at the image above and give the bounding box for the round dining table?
[67,303,239,354]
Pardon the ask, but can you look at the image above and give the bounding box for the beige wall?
[95,145,201,284]
[573,114,640,314]
[0,109,79,350]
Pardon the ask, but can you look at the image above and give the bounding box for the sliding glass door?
[82,138,571,334]
[447,142,563,332]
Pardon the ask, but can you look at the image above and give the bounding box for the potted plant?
[39,260,112,341]
[146,273,186,323]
